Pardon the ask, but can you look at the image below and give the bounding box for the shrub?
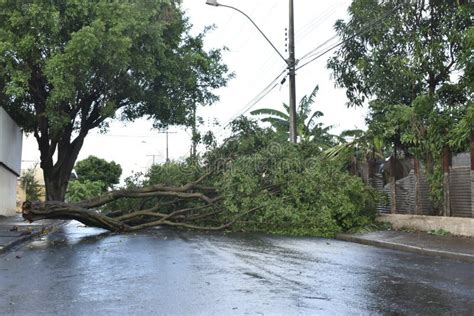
[66,180,104,203]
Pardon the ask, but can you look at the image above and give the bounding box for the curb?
[336,233,474,264]
[0,221,66,255]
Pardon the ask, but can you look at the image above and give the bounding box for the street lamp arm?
[216,4,287,64]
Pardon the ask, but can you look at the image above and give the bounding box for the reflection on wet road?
[1,222,473,315]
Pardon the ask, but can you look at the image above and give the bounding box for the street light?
[206,0,298,143]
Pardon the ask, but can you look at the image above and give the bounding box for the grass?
[428,228,451,236]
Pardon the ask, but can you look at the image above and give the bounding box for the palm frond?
[323,143,354,159]
[299,85,319,109]
[339,129,365,138]
[261,117,289,132]
[251,108,289,120]
[306,110,324,129]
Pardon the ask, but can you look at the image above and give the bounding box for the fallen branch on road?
[21,174,258,232]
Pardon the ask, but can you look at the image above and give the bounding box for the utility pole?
[146,154,159,165]
[288,0,297,143]
[161,129,177,163]
[165,129,169,163]
[206,0,298,142]
[191,104,198,159]
[142,130,176,164]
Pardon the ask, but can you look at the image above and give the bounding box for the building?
[0,107,22,216]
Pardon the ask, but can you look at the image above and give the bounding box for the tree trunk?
[21,174,262,233]
[44,171,70,202]
[38,131,87,202]
[367,157,375,187]
[471,131,473,218]
[442,146,451,217]
[351,156,357,176]
[471,130,474,172]
[414,157,421,215]
[390,156,397,214]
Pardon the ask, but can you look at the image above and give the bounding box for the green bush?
[146,161,201,187]
[66,180,104,203]
[75,156,122,191]
[20,166,42,201]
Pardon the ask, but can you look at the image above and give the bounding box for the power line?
[298,33,339,62]
[215,1,400,136]
[217,68,288,132]
[88,131,178,138]
[295,0,346,42]
[296,40,345,71]
[295,3,401,71]
[222,69,287,128]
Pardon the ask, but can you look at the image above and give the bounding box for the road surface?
[1,222,473,315]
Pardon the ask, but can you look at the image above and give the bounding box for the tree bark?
[414,157,421,215]
[21,174,262,233]
[442,146,451,217]
[471,131,474,218]
[367,157,375,187]
[36,118,89,201]
[390,155,397,214]
[42,139,84,201]
[470,130,474,172]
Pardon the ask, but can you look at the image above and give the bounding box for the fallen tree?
[21,122,380,237]
[22,173,260,232]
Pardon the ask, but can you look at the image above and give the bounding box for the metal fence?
[373,153,473,218]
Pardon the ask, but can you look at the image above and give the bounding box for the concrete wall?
[0,107,22,216]
[377,214,474,237]
[0,167,17,216]
[0,107,22,174]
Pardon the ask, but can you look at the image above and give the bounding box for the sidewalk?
[337,230,474,263]
[0,214,65,254]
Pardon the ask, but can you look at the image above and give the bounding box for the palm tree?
[250,85,334,146]
[324,130,384,160]
[324,129,386,188]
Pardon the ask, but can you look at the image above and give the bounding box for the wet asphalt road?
[1,222,473,315]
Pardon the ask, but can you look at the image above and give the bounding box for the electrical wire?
[298,33,339,62]
[218,68,288,131]
[295,0,346,42]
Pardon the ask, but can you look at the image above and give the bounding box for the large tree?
[327,0,472,209]
[0,0,230,201]
[74,155,122,191]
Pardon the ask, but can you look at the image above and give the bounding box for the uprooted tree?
[22,173,247,232]
[22,121,380,236]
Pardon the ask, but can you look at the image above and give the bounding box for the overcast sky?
[21,0,367,180]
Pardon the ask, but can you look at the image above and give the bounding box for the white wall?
[0,107,22,216]
[0,167,17,216]
[0,107,23,174]
[377,214,474,237]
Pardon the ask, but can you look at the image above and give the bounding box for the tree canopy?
[0,0,231,201]
[327,0,473,208]
[74,155,122,191]
[328,0,471,108]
